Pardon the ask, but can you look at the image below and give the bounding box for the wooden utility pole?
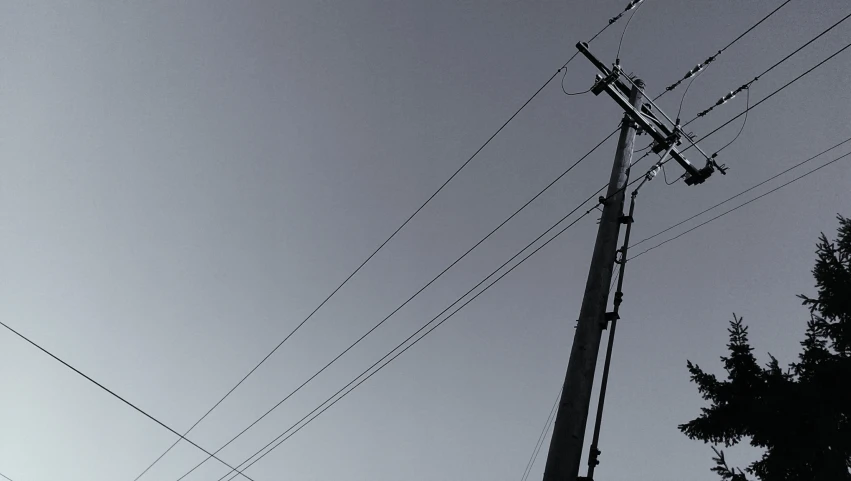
[540,41,723,481]
[542,80,645,481]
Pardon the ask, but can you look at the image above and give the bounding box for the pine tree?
[680,215,851,481]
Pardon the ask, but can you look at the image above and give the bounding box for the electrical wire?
[169,128,622,480]
[655,0,794,101]
[630,135,851,249]
[0,321,255,481]
[214,154,662,481]
[519,388,562,481]
[685,10,851,126]
[0,472,15,481]
[629,148,851,261]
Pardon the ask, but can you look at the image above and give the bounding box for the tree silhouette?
[680,215,851,481]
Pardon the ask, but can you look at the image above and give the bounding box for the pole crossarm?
[576,42,727,185]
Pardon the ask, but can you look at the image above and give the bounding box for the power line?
[214,159,662,481]
[0,471,15,481]
[0,321,255,481]
[132,4,646,478]
[630,148,851,261]
[170,127,622,480]
[688,10,851,124]
[656,0,794,101]
[630,135,851,249]
[520,388,562,481]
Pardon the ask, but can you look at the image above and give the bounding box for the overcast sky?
[2,1,850,480]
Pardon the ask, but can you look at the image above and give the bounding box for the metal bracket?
[618,215,633,225]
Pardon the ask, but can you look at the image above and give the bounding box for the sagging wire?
[562,60,593,95]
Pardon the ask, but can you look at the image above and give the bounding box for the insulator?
[626,0,643,11]
[645,165,660,181]
[684,64,703,78]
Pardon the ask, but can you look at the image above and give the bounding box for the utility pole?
[542,80,645,481]
[541,42,724,481]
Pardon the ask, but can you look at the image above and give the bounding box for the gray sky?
[2,1,850,480]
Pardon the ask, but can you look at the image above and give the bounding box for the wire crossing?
[0,321,255,481]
